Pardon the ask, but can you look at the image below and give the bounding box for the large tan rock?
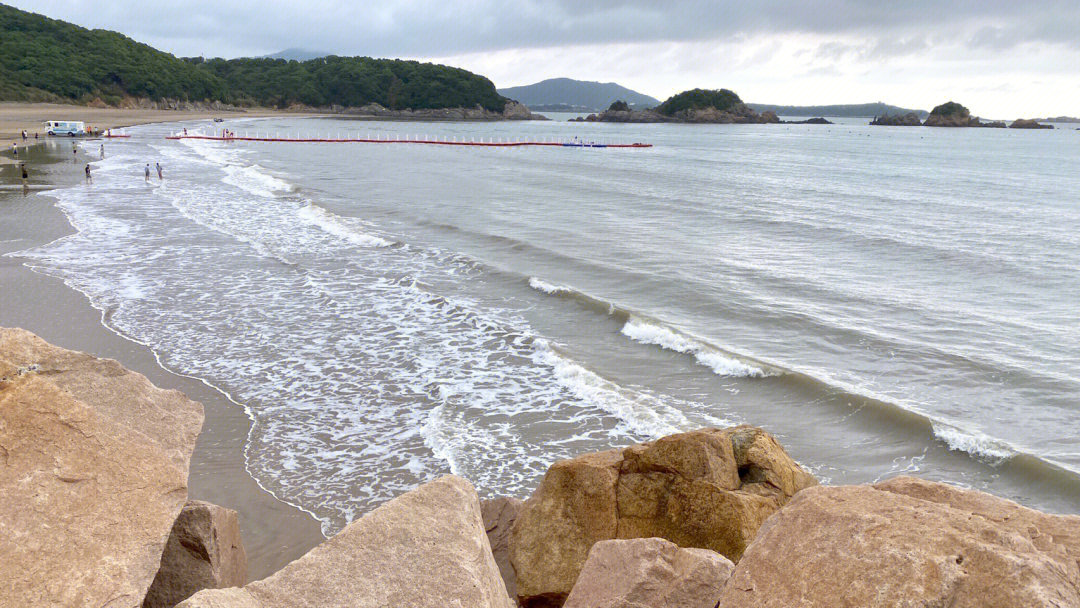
[178,476,512,608]
[482,497,524,601]
[0,328,203,607]
[509,426,815,607]
[143,501,248,608]
[717,478,1080,608]
[564,537,733,608]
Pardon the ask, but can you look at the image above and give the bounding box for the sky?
[10,0,1080,118]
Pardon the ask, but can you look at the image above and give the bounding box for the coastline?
[0,130,325,579]
[0,102,326,142]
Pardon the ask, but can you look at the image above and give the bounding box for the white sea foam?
[223,163,292,197]
[620,316,770,378]
[298,204,393,248]
[532,339,732,437]
[18,129,737,535]
[932,423,1017,463]
[529,277,571,294]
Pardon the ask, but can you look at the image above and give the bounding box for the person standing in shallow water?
[156,162,163,180]
[145,164,150,182]
[84,164,92,184]
[20,163,28,188]
[99,143,104,159]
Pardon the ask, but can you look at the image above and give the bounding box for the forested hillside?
[191,57,506,111]
[0,4,507,111]
[0,4,226,104]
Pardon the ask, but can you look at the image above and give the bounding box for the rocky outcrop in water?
[1010,118,1054,129]
[0,327,204,607]
[143,500,248,608]
[715,476,1080,607]
[571,104,779,124]
[508,426,816,607]
[563,537,733,608]
[870,112,923,126]
[178,475,513,608]
[781,117,833,124]
[921,101,1006,127]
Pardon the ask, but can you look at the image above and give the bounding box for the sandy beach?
[0,125,325,579]
[0,102,318,163]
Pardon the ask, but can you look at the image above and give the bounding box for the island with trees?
[572,89,783,123]
[871,101,1053,129]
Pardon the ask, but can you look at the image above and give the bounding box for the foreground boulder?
[716,477,1080,607]
[509,426,816,607]
[178,476,512,608]
[564,538,733,608]
[143,501,248,608]
[482,497,525,600]
[0,328,203,606]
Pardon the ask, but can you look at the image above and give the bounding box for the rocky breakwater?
[716,476,1080,607]
[0,328,214,606]
[573,89,780,124]
[5,327,1078,607]
[178,475,513,608]
[508,426,816,607]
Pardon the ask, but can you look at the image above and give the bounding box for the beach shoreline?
[0,102,326,144]
[0,128,325,579]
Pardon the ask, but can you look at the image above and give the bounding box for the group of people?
[10,127,168,191]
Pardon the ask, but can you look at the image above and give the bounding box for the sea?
[9,114,1080,533]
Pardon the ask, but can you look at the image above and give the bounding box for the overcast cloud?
[10,0,1080,117]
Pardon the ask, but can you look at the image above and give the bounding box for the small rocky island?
[572,89,783,124]
[872,101,1053,129]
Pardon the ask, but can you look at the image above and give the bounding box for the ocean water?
[10,116,1080,532]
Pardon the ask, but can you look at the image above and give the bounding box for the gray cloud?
[8,0,1080,59]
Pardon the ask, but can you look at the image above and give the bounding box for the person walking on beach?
[155,162,163,180]
[145,164,151,182]
[99,143,105,159]
[11,142,17,158]
[20,163,28,188]
[21,130,27,141]
[84,164,92,184]
[72,141,77,161]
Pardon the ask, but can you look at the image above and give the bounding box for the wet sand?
[0,138,324,579]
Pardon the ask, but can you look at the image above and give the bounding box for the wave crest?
[621,316,771,378]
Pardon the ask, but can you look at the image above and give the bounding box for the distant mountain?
[262,48,330,61]
[748,102,929,118]
[498,78,660,112]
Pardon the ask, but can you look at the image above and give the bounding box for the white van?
[44,121,87,136]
